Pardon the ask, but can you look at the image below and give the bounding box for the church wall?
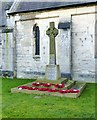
[71,13,95,82]
[2,32,14,76]
[0,30,2,76]
[16,18,60,78]
[1,13,18,77]
[12,5,96,82]
[95,11,97,83]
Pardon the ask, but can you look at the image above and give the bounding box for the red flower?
[32,82,41,86]
[38,88,48,91]
[48,89,59,92]
[18,86,29,89]
[43,83,52,87]
[54,84,65,88]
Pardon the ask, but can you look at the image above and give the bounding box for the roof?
[8,0,97,15]
[0,1,13,27]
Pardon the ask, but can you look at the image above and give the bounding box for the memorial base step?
[36,77,68,84]
[64,82,86,98]
[11,80,86,98]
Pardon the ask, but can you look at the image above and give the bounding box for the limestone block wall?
[12,5,96,82]
[2,32,14,72]
[95,11,96,83]
[0,30,2,75]
[1,13,17,77]
[15,17,59,78]
[71,14,95,82]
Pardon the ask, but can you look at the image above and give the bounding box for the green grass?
[2,78,96,119]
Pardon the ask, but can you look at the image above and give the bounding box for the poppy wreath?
[69,89,80,93]
[54,84,65,88]
[32,82,41,86]
[59,90,67,93]
[59,89,80,94]
[43,83,52,87]
[38,88,49,91]
[48,88,59,92]
[18,86,29,89]
[59,90,72,93]
[27,87,37,90]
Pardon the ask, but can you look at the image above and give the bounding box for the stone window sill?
[33,55,40,59]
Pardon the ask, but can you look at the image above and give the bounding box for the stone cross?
[46,22,58,64]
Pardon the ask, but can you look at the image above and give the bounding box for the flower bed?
[48,89,59,92]
[42,83,52,87]
[32,82,41,86]
[18,82,80,94]
[59,89,80,93]
[18,86,38,90]
[54,83,64,88]
[18,86,29,90]
[32,82,65,88]
[38,88,48,91]
[11,81,86,98]
[27,87,37,90]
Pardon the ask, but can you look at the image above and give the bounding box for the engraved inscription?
[46,66,56,80]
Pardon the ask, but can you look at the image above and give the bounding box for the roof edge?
[8,1,97,15]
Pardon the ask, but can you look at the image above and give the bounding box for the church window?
[0,39,1,45]
[58,22,71,30]
[33,24,40,55]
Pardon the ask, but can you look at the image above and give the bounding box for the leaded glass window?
[33,24,40,55]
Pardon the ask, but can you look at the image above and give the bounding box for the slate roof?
[0,2,13,27]
[8,0,97,15]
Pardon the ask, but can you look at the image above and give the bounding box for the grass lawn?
[2,78,96,119]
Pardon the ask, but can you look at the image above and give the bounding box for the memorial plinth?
[45,65,61,81]
[11,81,86,98]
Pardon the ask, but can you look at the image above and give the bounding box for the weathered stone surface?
[49,54,55,65]
[2,32,14,73]
[46,22,58,65]
[71,14,95,82]
[44,21,61,82]
[45,65,61,81]
[46,22,58,54]
[36,78,68,84]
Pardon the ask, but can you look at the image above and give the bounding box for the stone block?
[36,78,68,84]
[45,65,61,81]
[64,82,86,98]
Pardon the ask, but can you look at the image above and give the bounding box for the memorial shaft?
[46,22,58,64]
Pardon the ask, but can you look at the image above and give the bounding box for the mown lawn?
[1,78,96,119]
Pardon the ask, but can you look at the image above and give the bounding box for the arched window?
[33,24,40,55]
